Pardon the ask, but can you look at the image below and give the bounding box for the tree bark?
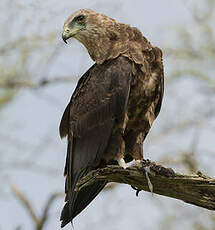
[76,160,215,211]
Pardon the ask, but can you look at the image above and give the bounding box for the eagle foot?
[131,185,141,197]
[117,158,142,169]
[117,158,128,169]
[141,159,175,177]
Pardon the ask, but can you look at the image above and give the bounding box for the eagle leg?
[104,131,127,168]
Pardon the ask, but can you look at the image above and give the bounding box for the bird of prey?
[60,9,164,228]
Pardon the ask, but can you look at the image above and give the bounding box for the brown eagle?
[60,9,164,228]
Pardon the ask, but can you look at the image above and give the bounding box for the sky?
[0,0,213,230]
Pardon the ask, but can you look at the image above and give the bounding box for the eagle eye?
[75,15,85,23]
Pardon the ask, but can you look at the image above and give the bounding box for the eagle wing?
[59,57,132,227]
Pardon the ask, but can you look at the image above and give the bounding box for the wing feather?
[60,56,132,227]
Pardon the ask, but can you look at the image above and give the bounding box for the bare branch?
[11,186,62,230]
[0,76,77,90]
[76,160,215,211]
[11,186,39,225]
[39,193,63,229]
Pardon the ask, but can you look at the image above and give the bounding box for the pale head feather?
[63,9,153,69]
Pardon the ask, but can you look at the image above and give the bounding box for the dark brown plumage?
[60,9,164,227]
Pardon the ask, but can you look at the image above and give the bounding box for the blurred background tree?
[0,0,214,229]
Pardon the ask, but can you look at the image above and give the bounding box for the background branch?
[11,187,62,230]
[0,76,76,89]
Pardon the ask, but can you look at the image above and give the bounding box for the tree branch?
[76,160,215,211]
[0,77,76,89]
[11,186,39,225]
[11,186,63,230]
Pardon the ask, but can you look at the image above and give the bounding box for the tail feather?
[61,181,106,228]
[61,119,114,228]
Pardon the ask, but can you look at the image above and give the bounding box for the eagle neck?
[78,23,153,70]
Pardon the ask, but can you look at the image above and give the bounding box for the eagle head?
[62,9,120,62]
[62,9,117,43]
[62,9,149,65]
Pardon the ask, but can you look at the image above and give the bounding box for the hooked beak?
[62,28,71,44]
[62,26,79,44]
[62,32,68,44]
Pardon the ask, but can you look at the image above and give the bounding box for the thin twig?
[0,76,77,89]
[11,186,63,230]
[11,186,39,225]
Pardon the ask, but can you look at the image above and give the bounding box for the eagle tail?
[60,180,106,227]
[61,119,114,228]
